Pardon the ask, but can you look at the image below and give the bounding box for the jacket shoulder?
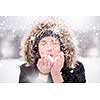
[20,63,31,68]
[75,61,85,72]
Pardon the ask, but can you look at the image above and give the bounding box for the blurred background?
[0,16,100,82]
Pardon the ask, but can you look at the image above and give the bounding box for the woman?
[19,18,86,83]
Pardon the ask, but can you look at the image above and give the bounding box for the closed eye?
[40,41,47,45]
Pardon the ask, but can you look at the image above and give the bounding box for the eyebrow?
[40,37,59,43]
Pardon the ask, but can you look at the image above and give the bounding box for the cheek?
[52,46,60,55]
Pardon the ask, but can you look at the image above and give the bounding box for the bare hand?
[51,51,64,74]
[50,51,64,82]
[37,55,52,74]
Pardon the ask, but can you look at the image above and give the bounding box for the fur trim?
[20,17,79,68]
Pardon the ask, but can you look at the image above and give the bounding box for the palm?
[51,51,64,73]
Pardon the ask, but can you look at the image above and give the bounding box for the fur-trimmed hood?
[20,17,79,68]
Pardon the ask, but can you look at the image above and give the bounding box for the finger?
[59,51,64,57]
[47,60,52,69]
[42,56,52,71]
[53,52,64,69]
[37,59,41,67]
[58,51,64,61]
[42,56,49,71]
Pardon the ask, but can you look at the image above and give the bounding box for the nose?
[47,45,52,50]
[46,44,53,51]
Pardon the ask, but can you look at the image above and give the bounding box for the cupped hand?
[37,55,53,74]
[51,51,64,74]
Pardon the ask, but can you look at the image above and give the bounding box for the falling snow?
[0,16,100,82]
[95,32,98,36]
[12,29,16,33]
[93,26,96,30]
[0,16,99,58]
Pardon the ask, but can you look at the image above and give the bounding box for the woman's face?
[38,36,60,58]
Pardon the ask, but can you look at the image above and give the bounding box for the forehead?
[40,36,59,42]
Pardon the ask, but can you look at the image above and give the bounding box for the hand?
[51,51,64,74]
[50,51,64,83]
[37,55,53,74]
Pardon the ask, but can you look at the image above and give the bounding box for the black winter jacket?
[19,61,86,83]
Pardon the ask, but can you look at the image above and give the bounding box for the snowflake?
[95,33,98,36]
[67,37,71,41]
[79,40,82,42]
[2,21,6,24]
[93,26,96,30]
[12,30,16,33]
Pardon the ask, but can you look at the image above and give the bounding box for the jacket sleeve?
[73,61,86,83]
[18,64,28,83]
[62,61,86,83]
[19,66,25,83]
